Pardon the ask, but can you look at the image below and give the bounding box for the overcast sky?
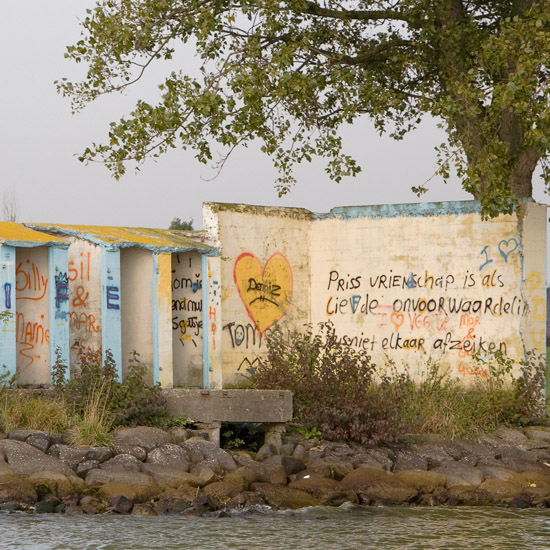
[1,2,548,231]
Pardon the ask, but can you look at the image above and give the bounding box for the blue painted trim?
[0,245,16,377]
[201,254,210,389]
[101,248,122,379]
[1,241,69,249]
[48,247,70,384]
[313,200,484,221]
[152,254,160,386]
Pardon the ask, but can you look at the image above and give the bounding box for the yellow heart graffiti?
[233,252,293,334]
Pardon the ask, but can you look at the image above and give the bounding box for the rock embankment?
[2,425,550,514]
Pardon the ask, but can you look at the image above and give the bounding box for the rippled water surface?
[3,506,550,550]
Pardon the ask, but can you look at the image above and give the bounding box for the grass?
[66,378,113,446]
[0,390,75,434]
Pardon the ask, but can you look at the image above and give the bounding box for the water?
[2,506,550,550]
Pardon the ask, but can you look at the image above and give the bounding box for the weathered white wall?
[120,247,154,382]
[67,238,102,369]
[171,251,204,387]
[207,201,547,385]
[310,206,539,380]
[15,246,50,385]
[204,203,312,385]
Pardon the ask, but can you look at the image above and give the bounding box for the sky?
[1,2,548,231]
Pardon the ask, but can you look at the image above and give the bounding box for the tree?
[57,0,550,218]
[2,187,19,222]
[169,217,194,230]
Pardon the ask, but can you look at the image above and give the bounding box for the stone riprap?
[1,425,550,514]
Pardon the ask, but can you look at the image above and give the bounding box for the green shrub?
[251,322,408,445]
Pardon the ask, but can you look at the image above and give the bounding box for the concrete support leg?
[263,423,286,450]
[196,421,222,447]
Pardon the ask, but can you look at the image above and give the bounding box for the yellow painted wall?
[203,204,312,385]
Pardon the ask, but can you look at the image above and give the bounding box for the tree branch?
[295,1,410,22]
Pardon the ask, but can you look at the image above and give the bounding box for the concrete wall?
[310,202,545,380]
[15,247,50,385]
[203,203,312,385]
[66,238,103,370]
[207,201,547,385]
[120,248,154,382]
[171,251,204,387]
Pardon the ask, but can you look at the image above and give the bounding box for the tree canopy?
[58,0,550,217]
[169,217,194,230]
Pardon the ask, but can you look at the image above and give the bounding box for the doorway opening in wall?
[220,423,263,453]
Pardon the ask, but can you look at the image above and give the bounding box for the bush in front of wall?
[251,322,548,444]
[251,322,409,445]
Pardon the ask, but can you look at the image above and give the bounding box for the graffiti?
[223,321,292,351]
[407,313,449,332]
[237,356,261,374]
[234,252,292,335]
[69,312,99,333]
[326,294,378,316]
[3,282,11,309]
[55,272,69,309]
[459,314,480,328]
[392,295,528,317]
[432,331,506,355]
[171,253,205,386]
[480,238,519,270]
[16,312,49,370]
[106,286,120,310]
[526,271,545,349]
[369,271,454,291]
[16,259,48,301]
[479,245,493,271]
[69,252,91,282]
[337,333,377,351]
[458,361,488,378]
[327,271,361,291]
[498,238,519,262]
[172,298,202,312]
[224,322,259,349]
[209,306,218,350]
[72,285,89,308]
[172,274,201,292]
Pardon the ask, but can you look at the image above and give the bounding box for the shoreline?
[2,425,550,515]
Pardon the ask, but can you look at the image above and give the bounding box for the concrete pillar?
[263,423,286,450]
[205,255,222,389]
[48,246,70,383]
[196,421,221,446]
[0,245,16,376]
[519,202,547,356]
[153,253,173,387]
[101,247,122,379]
